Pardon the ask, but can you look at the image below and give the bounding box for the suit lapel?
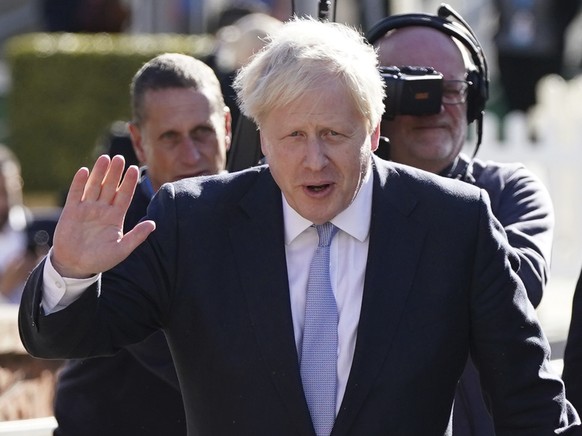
[228,170,315,435]
[333,162,429,434]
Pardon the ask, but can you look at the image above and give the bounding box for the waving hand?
[51,155,156,278]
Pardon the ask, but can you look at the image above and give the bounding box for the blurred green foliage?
[5,32,215,195]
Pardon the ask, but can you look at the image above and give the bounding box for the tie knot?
[315,222,338,247]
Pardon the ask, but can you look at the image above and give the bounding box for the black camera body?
[381,66,443,119]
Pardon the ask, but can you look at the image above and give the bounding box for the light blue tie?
[300,222,339,436]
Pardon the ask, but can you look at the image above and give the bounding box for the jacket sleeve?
[18,257,108,359]
[470,191,580,434]
[483,164,554,308]
[18,184,180,360]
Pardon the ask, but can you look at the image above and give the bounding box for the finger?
[99,155,126,203]
[113,164,139,212]
[63,166,90,208]
[55,167,90,243]
[118,220,156,258]
[83,155,111,202]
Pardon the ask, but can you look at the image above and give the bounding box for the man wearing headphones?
[367,6,556,435]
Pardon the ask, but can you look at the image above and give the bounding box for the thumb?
[119,220,156,256]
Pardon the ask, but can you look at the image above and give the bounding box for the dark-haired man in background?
[52,52,231,436]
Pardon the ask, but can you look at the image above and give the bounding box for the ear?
[224,107,232,151]
[370,123,381,152]
[128,122,146,165]
[259,129,268,159]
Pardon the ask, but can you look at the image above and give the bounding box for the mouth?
[306,183,332,194]
[415,122,442,128]
[414,119,447,129]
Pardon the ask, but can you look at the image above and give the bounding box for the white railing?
[468,74,582,280]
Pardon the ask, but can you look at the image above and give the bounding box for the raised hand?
[51,155,156,278]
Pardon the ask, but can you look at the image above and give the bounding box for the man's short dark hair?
[130,53,226,126]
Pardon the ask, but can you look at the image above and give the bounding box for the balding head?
[376,26,469,82]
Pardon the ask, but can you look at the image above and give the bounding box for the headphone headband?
[366,3,489,147]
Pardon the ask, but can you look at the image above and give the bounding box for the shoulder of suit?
[471,157,527,176]
[375,158,482,199]
[158,165,269,200]
[466,157,545,196]
[169,165,265,186]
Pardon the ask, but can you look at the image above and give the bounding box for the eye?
[159,131,181,148]
[190,126,216,142]
[442,80,470,105]
[323,129,342,139]
[161,131,179,141]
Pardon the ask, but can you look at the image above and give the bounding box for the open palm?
[51,155,156,278]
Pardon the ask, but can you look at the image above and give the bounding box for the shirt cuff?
[42,248,100,314]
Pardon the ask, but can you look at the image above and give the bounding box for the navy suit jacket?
[19,157,581,435]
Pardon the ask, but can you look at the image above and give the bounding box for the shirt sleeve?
[41,247,100,314]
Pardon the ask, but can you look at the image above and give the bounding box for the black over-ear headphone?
[366,3,489,147]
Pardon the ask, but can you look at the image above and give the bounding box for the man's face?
[259,79,379,225]
[377,27,468,174]
[129,87,231,190]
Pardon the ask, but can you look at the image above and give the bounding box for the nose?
[304,136,327,170]
[181,138,202,164]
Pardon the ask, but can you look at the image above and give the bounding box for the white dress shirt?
[41,164,374,413]
[283,166,372,412]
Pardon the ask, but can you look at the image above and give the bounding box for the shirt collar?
[283,163,373,244]
[139,167,155,199]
